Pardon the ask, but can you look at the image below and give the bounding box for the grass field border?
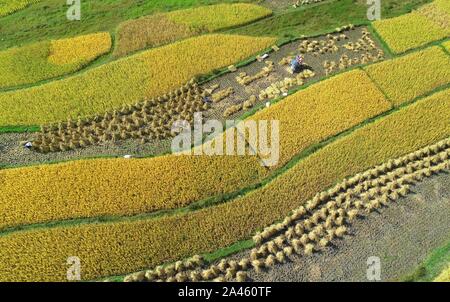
[1,0,443,133]
[0,125,39,134]
[2,31,446,169]
[0,55,397,171]
[0,23,379,134]
[0,0,445,282]
[401,238,450,282]
[366,23,395,57]
[112,3,274,58]
[441,42,450,56]
[0,33,117,94]
[2,80,448,237]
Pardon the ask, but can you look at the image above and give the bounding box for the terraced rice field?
[0,34,275,126]
[0,0,39,17]
[0,0,449,284]
[373,12,447,54]
[0,155,267,230]
[373,0,450,54]
[0,33,111,89]
[114,3,272,57]
[1,85,448,281]
[247,69,391,168]
[364,46,450,105]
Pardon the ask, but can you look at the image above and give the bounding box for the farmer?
[290,55,304,73]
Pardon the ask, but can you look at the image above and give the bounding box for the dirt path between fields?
[0,27,385,168]
[238,172,450,281]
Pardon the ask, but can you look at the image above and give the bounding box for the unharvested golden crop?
[48,32,111,65]
[364,46,450,105]
[124,142,450,282]
[0,34,275,126]
[417,1,450,30]
[0,33,111,89]
[0,155,267,231]
[435,265,450,282]
[435,0,450,14]
[0,71,391,228]
[443,40,450,51]
[1,88,448,281]
[373,12,448,54]
[167,3,272,32]
[114,4,272,57]
[0,0,38,17]
[249,70,391,168]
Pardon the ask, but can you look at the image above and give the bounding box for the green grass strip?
[401,237,450,282]
[0,125,39,133]
[2,80,449,237]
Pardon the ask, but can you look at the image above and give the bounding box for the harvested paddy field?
[0,0,448,284]
[245,172,450,282]
[0,132,172,168]
[203,26,387,121]
[0,26,387,168]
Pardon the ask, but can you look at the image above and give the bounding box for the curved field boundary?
[0,0,39,17]
[0,42,447,233]
[114,3,272,58]
[372,0,450,54]
[0,68,390,231]
[0,34,276,127]
[0,125,39,134]
[364,46,450,106]
[243,69,391,169]
[402,239,450,281]
[443,40,450,52]
[0,155,267,232]
[2,41,448,229]
[0,87,448,281]
[0,33,112,89]
[123,139,450,282]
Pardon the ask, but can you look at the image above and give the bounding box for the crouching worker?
[289,55,304,74]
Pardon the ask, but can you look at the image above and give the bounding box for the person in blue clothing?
[290,55,304,73]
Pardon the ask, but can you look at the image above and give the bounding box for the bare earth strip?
[0,27,384,168]
[244,172,450,282]
[0,132,172,167]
